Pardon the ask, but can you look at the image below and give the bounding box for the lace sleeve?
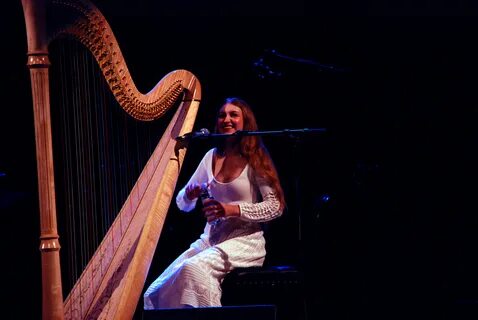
[238,191,282,222]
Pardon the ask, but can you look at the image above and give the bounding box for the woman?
[144,97,285,309]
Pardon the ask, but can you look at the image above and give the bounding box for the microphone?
[176,128,210,142]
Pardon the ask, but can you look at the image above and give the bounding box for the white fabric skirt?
[143,229,266,309]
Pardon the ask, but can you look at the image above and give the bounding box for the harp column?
[22,0,65,319]
[27,53,64,320]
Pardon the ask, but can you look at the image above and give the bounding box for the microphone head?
[198,128,210,136]
[175,128,210,142]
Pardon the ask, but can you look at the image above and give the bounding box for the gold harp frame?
[21,0,201,319]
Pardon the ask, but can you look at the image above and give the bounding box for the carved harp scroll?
[21,0,201,319]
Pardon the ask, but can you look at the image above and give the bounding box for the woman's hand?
[202,199,240,222]
[185,182,202,200]
[202,198,224,223]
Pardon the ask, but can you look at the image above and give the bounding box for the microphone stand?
[188,128,327,140]
[234,127,324,320]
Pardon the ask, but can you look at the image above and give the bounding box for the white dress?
[143,148,283,309]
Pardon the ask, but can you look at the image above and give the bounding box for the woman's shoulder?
[200,148,216,163]
[205,148,216,157]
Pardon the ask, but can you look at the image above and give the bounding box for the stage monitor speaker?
[142,304,276,320]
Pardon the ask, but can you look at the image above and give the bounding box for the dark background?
[2,1,478,319]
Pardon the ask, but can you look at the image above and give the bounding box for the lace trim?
[238,192,282,222]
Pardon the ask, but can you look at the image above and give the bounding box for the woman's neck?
[217,142,241,157]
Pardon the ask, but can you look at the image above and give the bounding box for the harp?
[21,0,201,319]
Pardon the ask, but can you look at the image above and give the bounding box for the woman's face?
[216,103,244,134]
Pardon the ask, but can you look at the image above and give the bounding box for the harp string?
[50,37,170,298]
[57,41,76,285]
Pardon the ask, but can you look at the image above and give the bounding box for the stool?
[221,265,306,320]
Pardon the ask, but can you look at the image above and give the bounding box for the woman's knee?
[179,258,207,277]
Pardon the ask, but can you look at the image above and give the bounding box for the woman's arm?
[238,189,283,222]
[238,175,283,222]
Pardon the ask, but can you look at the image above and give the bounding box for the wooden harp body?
[21,0,201,319]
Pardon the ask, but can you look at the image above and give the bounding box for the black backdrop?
[2,1,478,319]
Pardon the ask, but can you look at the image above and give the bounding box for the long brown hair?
[215,97,285,210]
